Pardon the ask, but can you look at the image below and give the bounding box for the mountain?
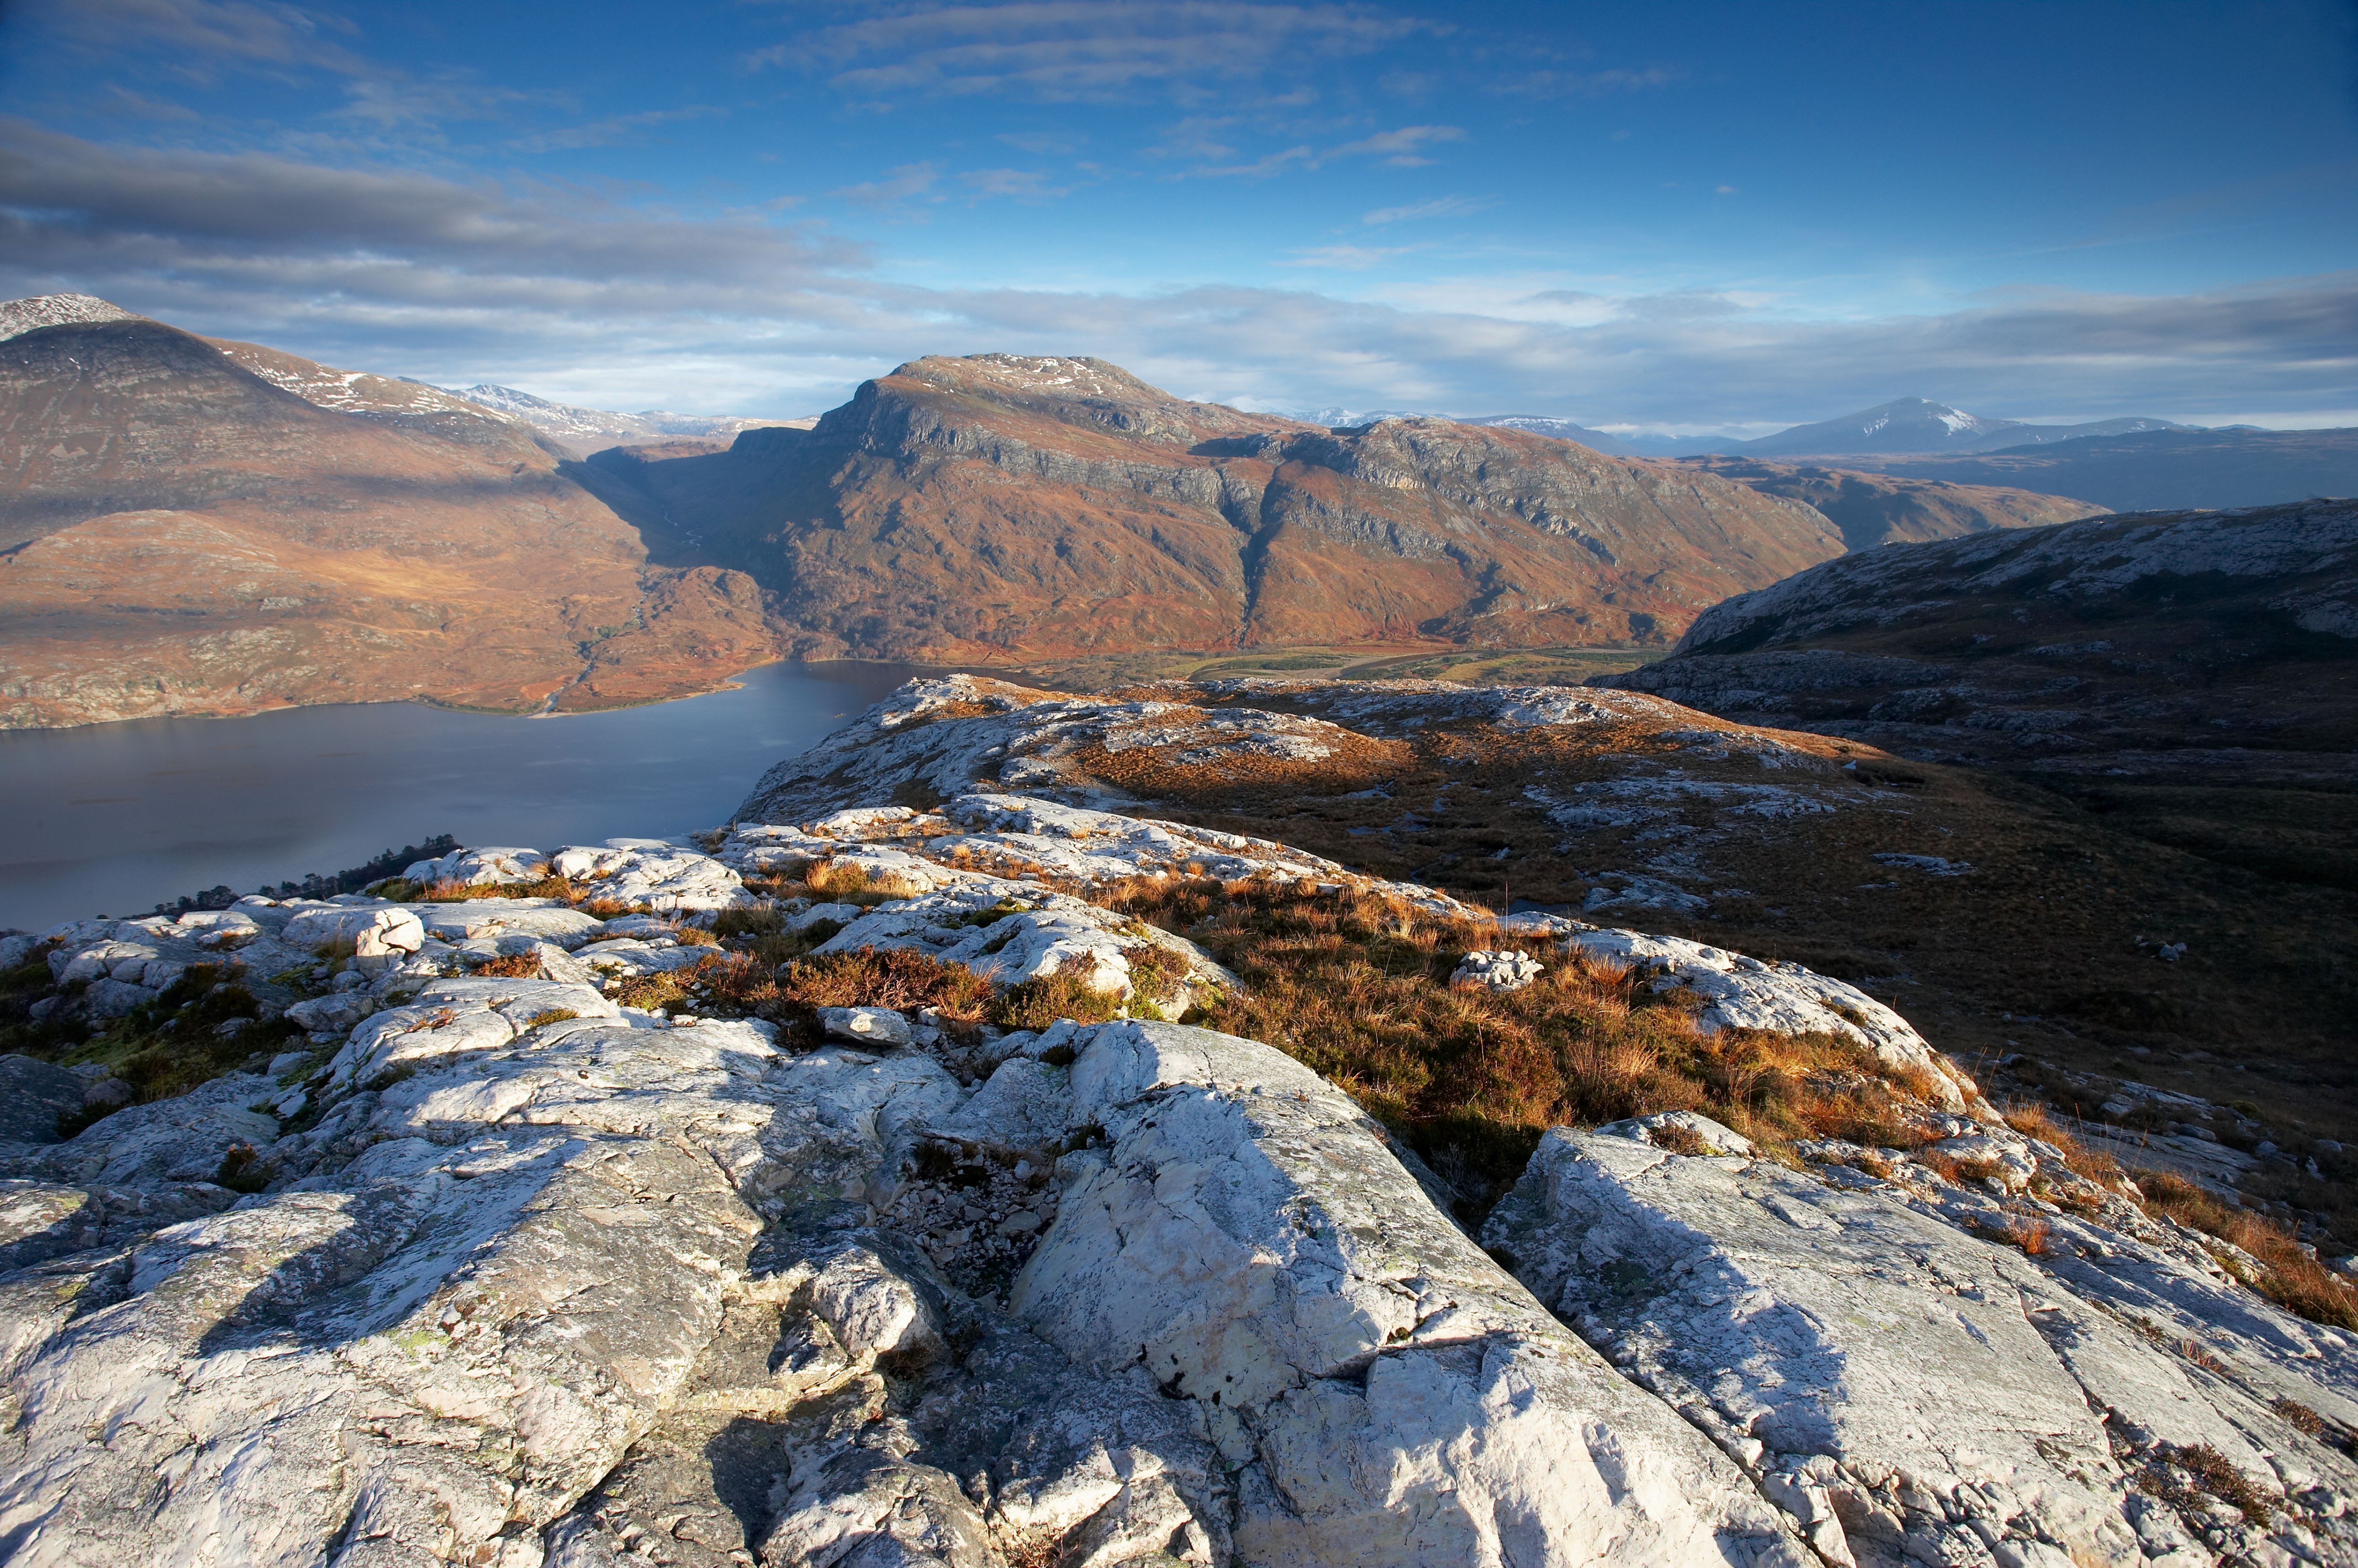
[1459,414,1636,455]
[1829,425,2358,513]
[1739,396,2196,457]
[1288,407,1639,455]
[1286,404,1428,427]
[445,383,806,458]
[0,294,775,727]
[1597,497,2358,889]
[587,352,1850,662]
[1661,454,2107,549]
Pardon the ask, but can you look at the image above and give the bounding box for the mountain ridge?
[587,350,1853,664]
[0,301,776,727]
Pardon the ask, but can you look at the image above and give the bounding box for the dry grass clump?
[471,952,543,978]
[2004,1102,2127,1186]
[2136,1169,2358,1329]
[2273,1396,2328,1439]
[1102,878,1938,1216]
[2137,1441,2275,1523]
[425,874,581,903]
[1966,1207,2053,1257]
[678,946,999,1033]
[992,955,1124,1033]
[804,860,934,905]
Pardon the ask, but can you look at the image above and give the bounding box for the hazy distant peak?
[1287,405,1431,428]
[445,382,794,456]
[0,293,148,341]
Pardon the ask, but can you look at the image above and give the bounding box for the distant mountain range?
[1733,397,2199,456]
[1833,426,2358,513]
[1286,395,2342,511]
[1292,395,2233,459]
[441,384,806,458]
[9,290,2314,730]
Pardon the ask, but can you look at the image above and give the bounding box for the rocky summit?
[4,680,2358,1566]
[588,351,1851,663]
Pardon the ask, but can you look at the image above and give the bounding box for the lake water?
[0,662,918,930]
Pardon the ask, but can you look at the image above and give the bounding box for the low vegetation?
[2133,1169,2358,1330]
[1091,877,1936,1215]
[58,964,301,1119]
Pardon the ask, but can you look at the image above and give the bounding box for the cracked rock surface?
[1485,1119,2358,1567]
[0,971,1810,1566]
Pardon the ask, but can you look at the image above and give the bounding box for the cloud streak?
[3,120,2350,427]
[755,1,1426,101]
[17,0,365,79]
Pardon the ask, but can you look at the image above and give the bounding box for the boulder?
[1450,948,1544,990]
[820,1005,913,1048]
[0,1056,87,1145]
[279,904,424,956]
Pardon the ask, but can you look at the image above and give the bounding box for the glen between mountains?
[1,293,2090,728]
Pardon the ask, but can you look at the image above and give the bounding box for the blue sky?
[2,0,2355,433]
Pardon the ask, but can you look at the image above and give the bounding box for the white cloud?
[1362,194,1490,225]
[1318,123,1465,167]
[5,121,2351,429]
[17,0,365,79]
[753,2,1428,102]
[1278,243,1416,269]
[833,162,942,204]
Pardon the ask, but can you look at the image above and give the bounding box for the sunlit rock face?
[3,789,2355,1566]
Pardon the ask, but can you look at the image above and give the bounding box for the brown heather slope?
[586,353,1853,663]
[749,673,2358,1212]
[1660,453,2107,548]
[0,307,777,727]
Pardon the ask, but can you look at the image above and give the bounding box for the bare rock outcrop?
[8,796,2358,1564]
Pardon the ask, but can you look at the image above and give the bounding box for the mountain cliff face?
[591,353,1850,663]
[0,296,776,727]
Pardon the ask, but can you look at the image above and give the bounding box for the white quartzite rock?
[1450,948,1544,990]
[1015,1022,1810,1567]
[0,975,1813,1566]
[1484,1123,2358,1568]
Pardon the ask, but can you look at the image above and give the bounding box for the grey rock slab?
[1015,1020,1812,1566]
[937,1057,1073,1151]
[13,1073,275,1188]
[0,1056,84,1144]
[413,900,606,948]
[1485,1127,2358,1568]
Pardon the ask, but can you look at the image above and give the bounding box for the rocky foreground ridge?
[4,683,2358,1565]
